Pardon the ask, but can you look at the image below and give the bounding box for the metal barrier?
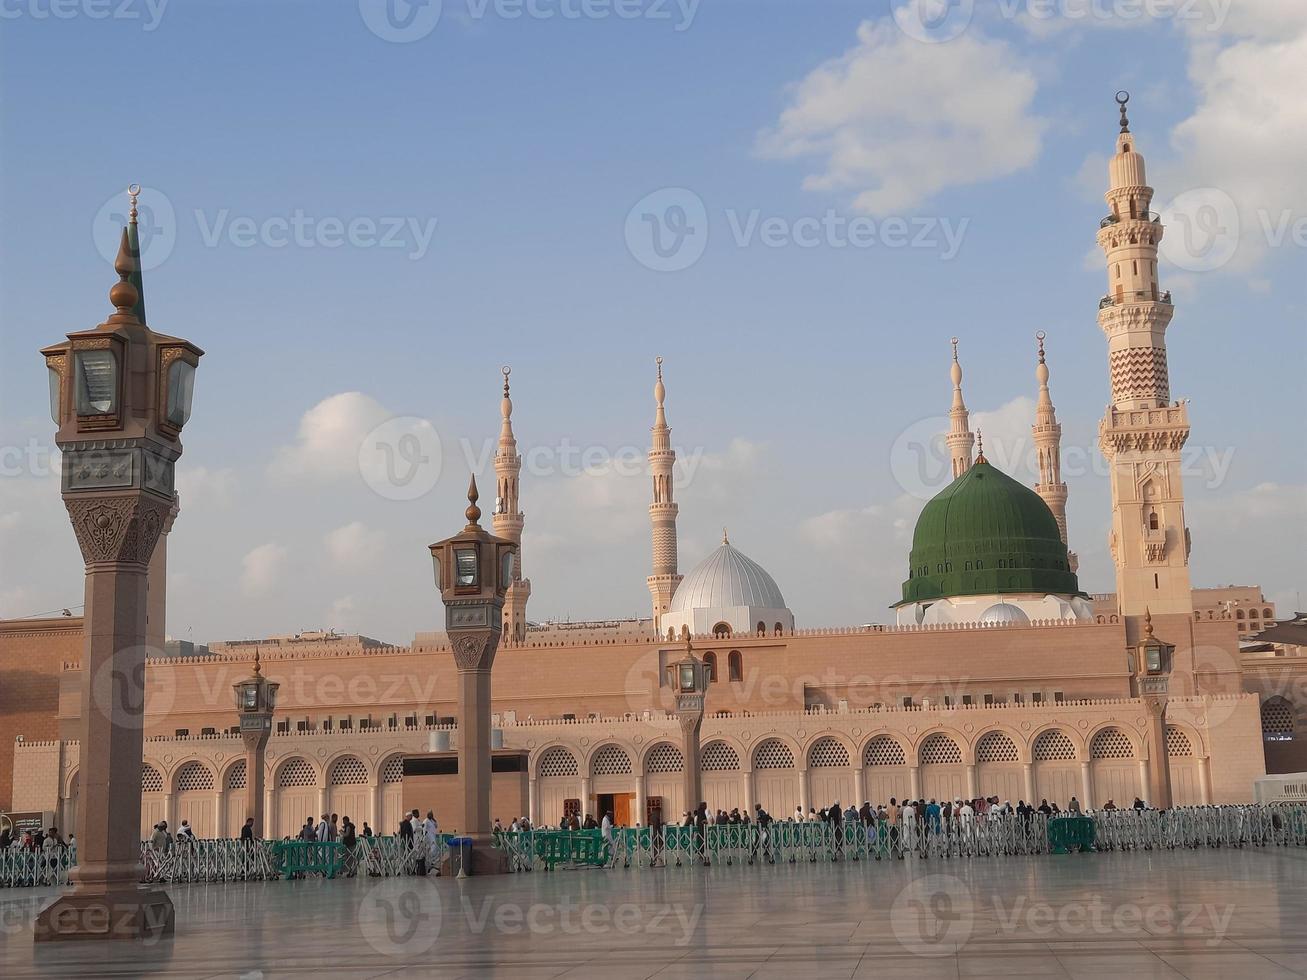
[492,804,1307,871]
[3,806,1304,887]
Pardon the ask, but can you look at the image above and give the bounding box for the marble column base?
[33,886,175,943]
[440,836,510,877]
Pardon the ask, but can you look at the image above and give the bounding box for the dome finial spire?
[975,428,986,464]
[465,475,482,526]
[1116,90,1130,134]
[722,527,729,545]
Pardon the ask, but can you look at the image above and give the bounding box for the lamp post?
[233,651,279,839]
[670,637,708,815]
[35,188,202,942]
[1132,609,1174,809]
[428,476,516,874]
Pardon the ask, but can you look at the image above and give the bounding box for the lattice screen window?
[330,756,369,785]
[1090,728,1135,759]
[864,737,906,767]
[919,734,962,765]
[226,760,247,790]
[701,742,740,771]
[175,762,214,792]
[1165,727,1194,757]
[1262,698,1294,737]
[142,765,164,793]
[753,739,795,770]
[808,738,850,768]
[380,756,404,784]
[278,758,317,787]
[645,743,684,774]
[1033,730,1077,762]
[591,745,632,775]
[539,747,579,778]
[975,732,1019,763]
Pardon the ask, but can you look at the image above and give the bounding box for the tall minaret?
[1032,332,1077,573]
[946,337,975,479]
[647,357,682,633]
[1096,93,1192,618]
[493,366,530,641]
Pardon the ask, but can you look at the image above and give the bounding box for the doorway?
[596,792,636,827]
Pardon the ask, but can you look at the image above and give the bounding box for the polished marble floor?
[2,848,1306,979]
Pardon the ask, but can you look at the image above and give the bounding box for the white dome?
[980,602,1031,626]
[668,541,787,614]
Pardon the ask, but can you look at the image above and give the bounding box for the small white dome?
[980,602,1031,626]
[668,541,787,614]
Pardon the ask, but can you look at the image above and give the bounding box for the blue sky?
[1,0,1303,643]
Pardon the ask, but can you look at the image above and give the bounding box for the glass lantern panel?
[500,550,514,590]
[74,349,117,415]
[166,359,196,426]
[47,365,61,424]
[242,686,258,710]
[455,548,478,587]
[679,664,696,692]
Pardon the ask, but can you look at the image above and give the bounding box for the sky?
[0,0,1303,645]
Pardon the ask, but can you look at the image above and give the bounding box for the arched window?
[1263,608,1274,619]
[712,622,732,639]
[1148,511,1159,530]
[538,747,579,778]
[728,650,742,682]
[773,622,783,636]
[703,652,717,682]
[1261,697,1294,740]
[1236,609,1245,620]
[756,621,765,636]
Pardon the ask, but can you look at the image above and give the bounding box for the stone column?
[679,713,703,812]
[798,766,809,814]
[1143,697,1172,808]
[1137,760,1150,801]
[853,768,865,807]
[634,773,647,828]
[909,765,921,800]
[1080,762,1093,808]
[371,783,383,830]
[162,791,175,831]
[144,495,178,655]
[966,764,978,800]
[1198,756,1211,805]
[450,629,501,848]
[244,743,267,838]
[580,776,592,817]
[743,768,755,816]
[36,492,176,941]
[264,787,275,838]
[528,776,539,825]
[1022,763,1035,803]
[213,791,225,839]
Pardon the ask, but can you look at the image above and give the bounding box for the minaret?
[946,337,975,479]
[492,366,530,641]
[1096,93,1192,617]
[647,357,682,633]
[1032,332,1077,573]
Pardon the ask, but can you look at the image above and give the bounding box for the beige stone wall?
[17,692,1264,838]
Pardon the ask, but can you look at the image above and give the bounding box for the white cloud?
[240,542,288,596]
[174,466,237,510]
[325,521,387,567]
[327,595,360,632]
[1185,483,1307,598]
[269,392,392,481]
[758,18,1044,213]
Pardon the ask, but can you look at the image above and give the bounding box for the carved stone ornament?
[450,629,498,671]
[65,494,170,565]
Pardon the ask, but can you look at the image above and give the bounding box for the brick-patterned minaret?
[946,337,974,479]
[493,367,530,641]
[1032,333,1077,573]
[1096,93,1192,617]
[647,357,681,633]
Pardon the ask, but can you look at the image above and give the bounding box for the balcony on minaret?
[1142,522,1167,563]
[1099,402,1190,455]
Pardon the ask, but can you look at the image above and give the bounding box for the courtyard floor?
[1,847,1306,979]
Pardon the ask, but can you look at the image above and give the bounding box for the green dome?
[897,458,1080,606]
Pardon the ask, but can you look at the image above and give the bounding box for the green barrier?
[1048,816,1095,853]
[269,840,347,878]
[497,830,610,870]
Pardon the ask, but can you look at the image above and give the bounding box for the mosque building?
[2,99,1302,836]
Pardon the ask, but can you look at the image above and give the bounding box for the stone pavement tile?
[649,960,772,979]
[955,952,1069,977]
[852,955,960,979]
[1053,952,1185,978]
[1156,950,1302,979]
[1260,953,1307,976]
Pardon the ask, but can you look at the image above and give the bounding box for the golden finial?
[656,355,663,381]
[975,428,986,464]
[951,337,959,362]
[1116,90,1130,134]
[465,475,482,525]
[1036,330,1046,363]
[1144,607,1154,638]
[128,184,141,224]
[501,365,511,396]
[252,648,262,676]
